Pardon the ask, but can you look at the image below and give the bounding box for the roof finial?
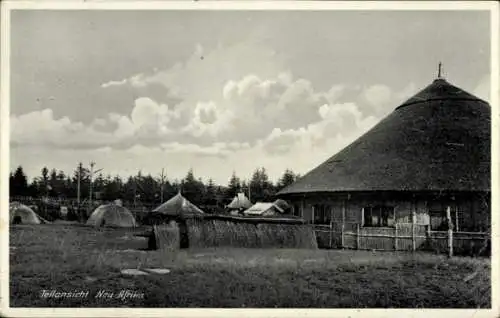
[438,62,443,79]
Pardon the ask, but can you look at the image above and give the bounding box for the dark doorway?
[178,220,189,249]
[13,216,22,224]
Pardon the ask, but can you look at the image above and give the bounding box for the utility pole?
[133,175,137,206]
[77,163,82,206]
[248,180,252,202]
[77,162,82,220]
[88,161,102,212]
[89,162,95,212]
[159,168,166,203]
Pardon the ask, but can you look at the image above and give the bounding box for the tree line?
[9,165,300,209]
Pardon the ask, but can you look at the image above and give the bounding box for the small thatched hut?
[10,202,47,224]
[227,192,253,215]
[148,192,205,248]
[277,76,491,252]
[86,204,137,228]
[151,192,205,219]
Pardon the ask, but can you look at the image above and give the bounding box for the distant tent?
[152,192,204,218]
[86,204,137,228]
[10,202,47,224]
[227,193,252,213]
[244,202,282,216]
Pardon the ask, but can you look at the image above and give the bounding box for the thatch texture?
[153,223,180,250]
[227,193,252,210]
[182,216,318,249]
[86,204,137,228]
[152,192,204,218]
[10,202,46,224]
[244,203,280,216]
[278,78,490,195]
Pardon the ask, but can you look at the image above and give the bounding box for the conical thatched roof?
[152,192,204,217]
[278,78,491,195]
[227,193,252,210]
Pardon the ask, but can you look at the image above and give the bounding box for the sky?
[9,9,491,185]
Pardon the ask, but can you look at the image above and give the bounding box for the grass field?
[9,224,490,308]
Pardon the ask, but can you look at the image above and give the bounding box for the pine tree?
[49,168,58,197]
[249,167,276,202]
[182,169,205,205]
[227,171,241,199]
[140,174,158,203]
[36,166,50,197]
[56,170,67,197]
[9,172,14,195]
[122,176,137,204]
[204,178,217,209]
[10,166,29,197]
[277,168,297,191]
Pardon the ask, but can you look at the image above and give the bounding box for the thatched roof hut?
[278,78,490,195]
[227,193,253,210]
[152,192,204,218]
[276,76,491,250]
[86,204,137,228]
[10,202,48,225]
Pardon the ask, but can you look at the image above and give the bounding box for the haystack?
[86,204,137,228]
[10,202,47,224]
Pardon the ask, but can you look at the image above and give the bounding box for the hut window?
[292,204,301,217]
[363,206,395,227]
[313,204,333,225]
[429,209,459,231]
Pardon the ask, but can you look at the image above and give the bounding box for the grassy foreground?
[9,224,490,308]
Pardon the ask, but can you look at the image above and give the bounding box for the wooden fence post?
[329,219,333,249]
[311,205,315,225]
[412,222,416,251]
[341,199,346,249]
[356,224,360,250]
[394,224,398,251]
[411,199,416,251]
[426,224,431,252]
[447,206,453,257]
[341,222,345,249]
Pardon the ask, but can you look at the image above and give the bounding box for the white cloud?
[102,40,285,102]
[12,71,391,163]
[101,79,127,88]
[362,84,392,113]
[100,74,147,89]
[182,101,232,138]
[160,142,230,157]
[14,40,412,184]
[260,102,378,156]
